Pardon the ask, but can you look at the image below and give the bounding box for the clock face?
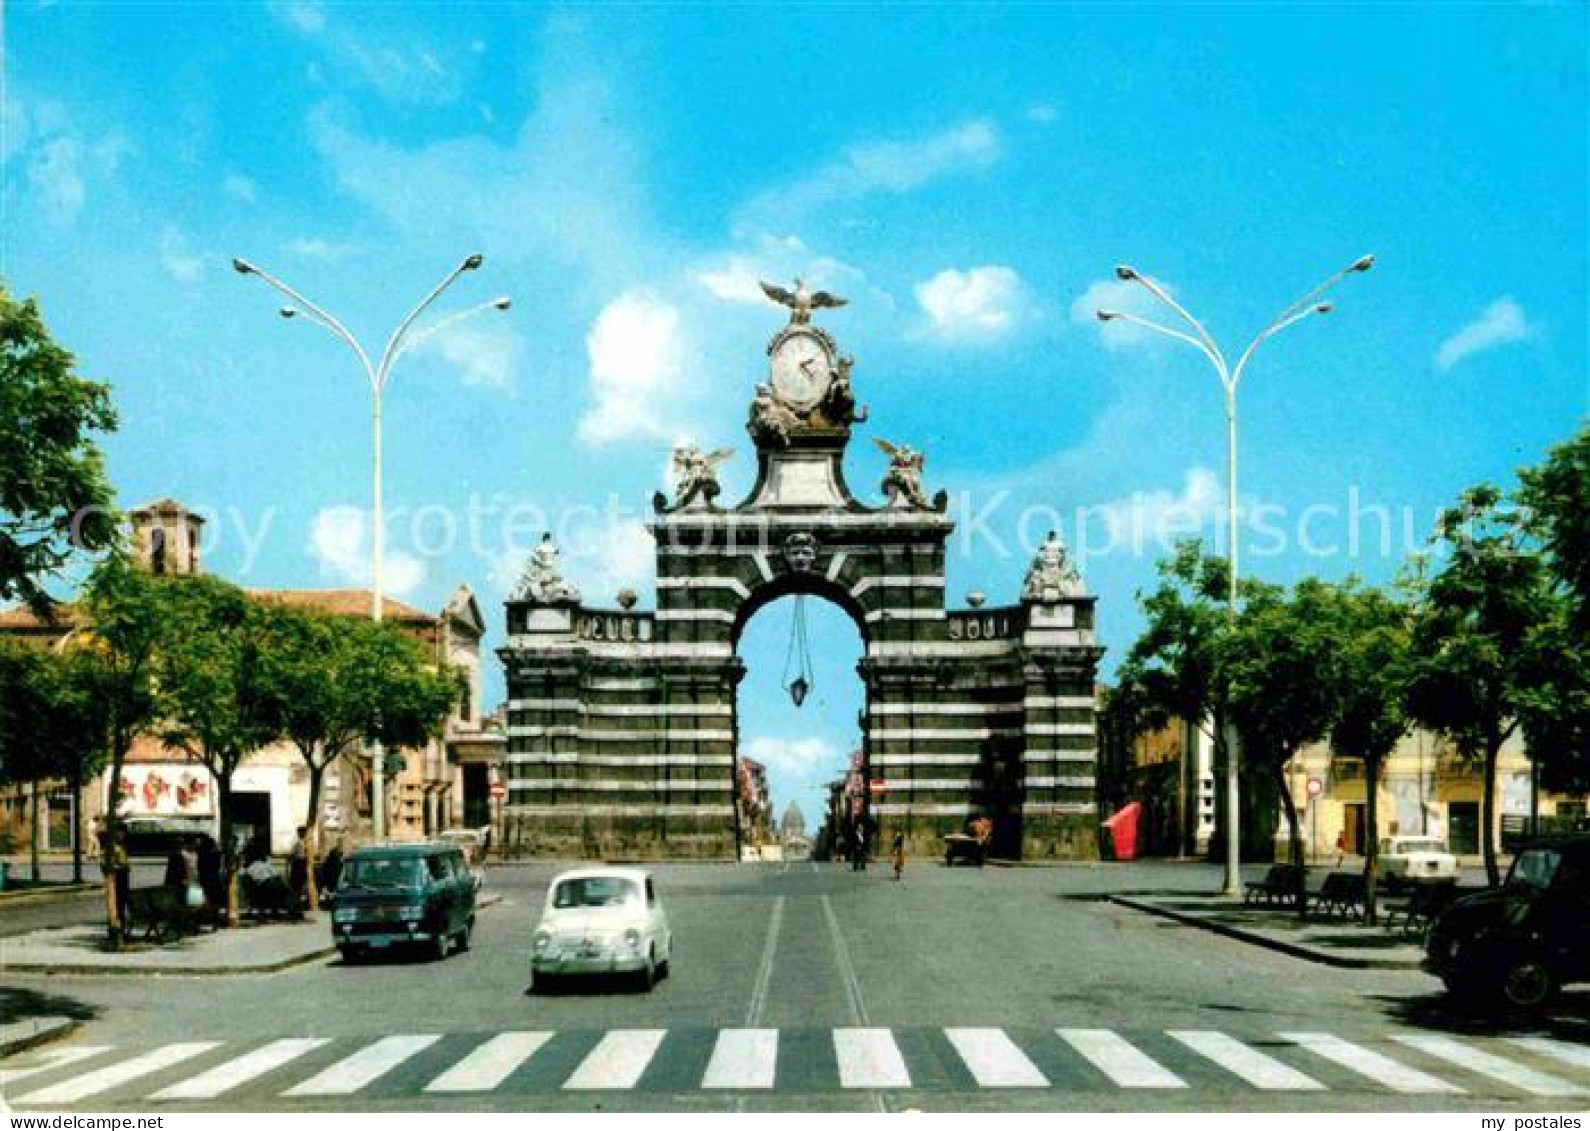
[770,332,831,410]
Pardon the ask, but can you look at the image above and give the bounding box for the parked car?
[1424,834,1590,1009]
[530,867,671,990]
[331,843,477,962]
[437,826,491,864]
[1379,834,1459,889]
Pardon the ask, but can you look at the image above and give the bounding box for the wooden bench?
[1384,878,1460,935]
[1244,864,1307,906]
[1309,872,1367,921]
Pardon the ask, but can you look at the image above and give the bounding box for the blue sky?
[4,4,1586,824]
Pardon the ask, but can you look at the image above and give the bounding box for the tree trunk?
[1482,733,1501,887]
[103,739,128,950]
[29,781,41,883]
[1363,755,1381,925]
[303,759,324,912]
[1181,715,1200,856]
[1275,759,1305,914]
[217,768,240,927]
[70,767,83,884]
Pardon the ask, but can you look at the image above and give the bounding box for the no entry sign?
[490,782,508,800]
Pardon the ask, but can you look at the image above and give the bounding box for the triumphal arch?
[499,282,1104,860]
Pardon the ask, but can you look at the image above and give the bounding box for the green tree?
[1322,580,1415,924]
[1408,485,1551,886]
[1519,422,1590,627]
[255,605,462,909]
[0,287,118,612]
[152,576,281,926]
[78,552,164,946]
[1218,578,1339,910]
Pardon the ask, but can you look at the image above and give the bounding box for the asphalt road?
[4,860,1589,1112]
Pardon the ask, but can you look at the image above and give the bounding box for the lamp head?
[462,253,484,271]
[1096,310,1120,322]
[492,296,512,311]
[1314,303,1333,314]
[232,258,255,275]
[1352,254,1375,272]
[1114,265,1138,281]
[279,307,298,319]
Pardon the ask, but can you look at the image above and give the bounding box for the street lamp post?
[1098,254,1373,896]
[233,254,510,842]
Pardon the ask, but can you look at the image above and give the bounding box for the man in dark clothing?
[288,826,309,919]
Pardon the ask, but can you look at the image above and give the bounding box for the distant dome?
[779,801,807,837]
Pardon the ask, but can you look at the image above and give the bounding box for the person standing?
[891,831,906,881]
[288,826,309,920]
[851,824,868,872]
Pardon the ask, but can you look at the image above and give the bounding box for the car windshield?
[553,876,639,909]
[1507,848,1562,892]
[341,857,425,889]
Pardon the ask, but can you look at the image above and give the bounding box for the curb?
[1108,894,1421,970]
[985,858,1104,868]
[0,1016,79,1058]
[0,882,99,907]
[4,892,506,978]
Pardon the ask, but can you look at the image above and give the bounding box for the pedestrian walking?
[1335,830,1347,868]
[288,825,309,919]
[891,831,906,881]
[851,824,868,872]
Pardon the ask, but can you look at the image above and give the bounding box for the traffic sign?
[489,782,508,800]
[869,779,887,796]
[1306,777,1323,798]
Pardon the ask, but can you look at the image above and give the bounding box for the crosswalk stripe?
[944,1028,1047,1088]
[702,1029,778,1089]
[1278,1032,1462,1094]
[1505,1036,1590,1072]
[282,1035,440,1096]
[151,1039,331,1101]
[563,1030,666,1090]
[1392,1034,1585,1097]
[1056,1029,1186,1089]
[1168,1030,1325,1091]
[0,1046,113,1089]
[425,1032,552,1093]
[14,1042,220,1105]
[833,1028,910,1090]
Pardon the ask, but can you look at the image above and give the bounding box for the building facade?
[498,289,1104,862]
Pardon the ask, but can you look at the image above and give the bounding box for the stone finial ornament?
[514,533,582,605]
[616,588,638,610]
[876,437,930,509]
[1021,530,1083,603]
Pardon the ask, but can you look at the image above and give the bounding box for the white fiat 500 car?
[531,867,672,990]
[1379,835,1459,888]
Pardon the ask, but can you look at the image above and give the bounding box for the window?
[553,877,639,909]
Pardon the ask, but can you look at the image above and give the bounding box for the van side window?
[426,856,448,882]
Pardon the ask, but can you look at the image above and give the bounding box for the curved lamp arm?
[1229,304,1331,389]
[1096,309,1226,375]
[390,296,512,365]
[374,254,484,390]
[232,258,377,386]
[1115,266,1228,371]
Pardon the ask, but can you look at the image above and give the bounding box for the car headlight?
[623,928,642,951]
[534,930,552,951]
[333,908,358,924]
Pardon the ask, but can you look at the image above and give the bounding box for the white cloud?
[1433,297,1535,371]
[743,736,840,776]
[416,319,521,391]
[1026,104,1058,124]
[1071,277,1177,350]
[223,174,259,205]
[281,1,326,34]
[744,119,1001,222]
[30,138,87,226]
[1095,468,1224,553]
[578,291,689,445]
[158,227,207,284]
[914,266,1028,343]
[10,96,126,229]
[307,505,426,597]
[566,518,656,601]
[285,237,363,261]
[693,233,882,310]
[279,3,463,105]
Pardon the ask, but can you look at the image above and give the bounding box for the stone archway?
[500,287,1103,861]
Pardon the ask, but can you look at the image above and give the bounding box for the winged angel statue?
[875,437,930,509]
[672,443,734,505]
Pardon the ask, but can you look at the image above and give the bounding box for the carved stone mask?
[783,532,818,573]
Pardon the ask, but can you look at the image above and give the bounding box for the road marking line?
[702,1029,778,1089]
[150,1038,331,1100]
[1167,1030,1325,1090]
[1505,1036,1590,1071]
[1278,1032,1461,1094]
[1392,1034,1585,1096]
[1056,1029,1186,1088]
[15,1042,220,1105]
[283,1035,440,1096]
[562,1030,666,1090]
[820,894,870,1025]
[0,1046,114,1088]
[745,896,785,1027]
[944,1028,1048,1087]
[424,1032,552,1093]
[833,1029,911,1090]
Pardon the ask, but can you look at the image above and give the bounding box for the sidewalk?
[1109,892,1426,970]
[1,892,503,977]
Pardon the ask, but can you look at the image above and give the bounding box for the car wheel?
[637,946,657,991]
[339,945,361,965]
[430,930,449,962]
[1499,956,1557,1011]
[455,919,473,952]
